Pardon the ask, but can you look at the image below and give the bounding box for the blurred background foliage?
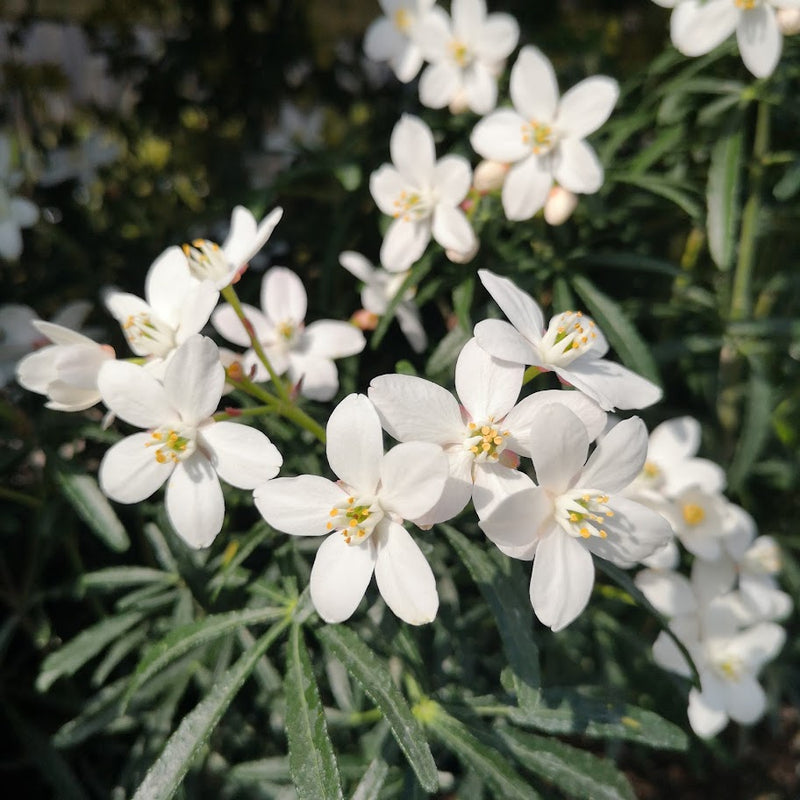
[1,1,799,798]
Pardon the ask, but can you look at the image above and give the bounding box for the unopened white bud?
[445,239,479,264]
[473,160,509,193]
[543,186,578,226]
[448,89,470,115]
[777,8,800,35]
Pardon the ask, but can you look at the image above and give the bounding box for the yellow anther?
[580,528,590,538]
[599,530,608,539]
[326,522,333,530]
[349,519,357,528]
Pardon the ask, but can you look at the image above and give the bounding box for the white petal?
[98,360,173,428]
[339,250,375,283]
[223,206,282,270]
[164,335,224,424]
[690,556,736,608]
[462,61,497,115]
[558,358,662,411]
[502,156,553,221]
[254,475,346,536]
[432,205,476,256]
[392,41,425,83]
[664,459,726,496]
[475,14,519,61]
[470,109,530,163]
[556,76,619,140]
[364,17,404,62]
[390,114,436,185]
[0,221,23,260]
[288,354,339,402]
[472,462,536,520]
[395,304,427,352]
[479,485,551,550]
[200,421,282,489]
[212,303,258,348]
[262,267,307,327]
[579,416,648,493]
[368,373,464,444]
[175,280,219,345]
[652,628,694,677]
[510,46,559,122]
[455,337,523,421]
[99,432,173,503]
[370,164,410,217]
[414,449,475,527]
[649,416,700,464]
[310,533,376,623]
[670,0,739,56]
[47,300,93,331]
[418,61,461,110]
[473,319,539,366]
[634,568,697,617]
[528,404,588,494]
[327,394,383,492]
[530,529,594,631]
[303,320,366,359]
[737,5,782,78]
[10,197,39,227]
[553,139,604,195]
[477,269,545,343]
[413,5,451,61]
[144,247,191,325]
[733,622,786,672]
[687,680,729,739]
[378,441,448,521]
[723,676,767,725]
[433,155,472,205]
[165,455,225,548]
[374,521,438,624]
[16,348,58,393]
[380,217,430,273]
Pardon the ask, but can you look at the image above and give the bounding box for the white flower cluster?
[630,417,791,738]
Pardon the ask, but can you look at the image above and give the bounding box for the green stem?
[522,366,542,385]
[0,486,41,509]
[221,284,292,403]
[213,404,275,422]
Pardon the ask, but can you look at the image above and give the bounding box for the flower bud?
[777,8,800,35]
[445,239,479,264]
[473,160,509,193]
[350,309,379,331]
[448,89,470,114]
[543,185,578,226]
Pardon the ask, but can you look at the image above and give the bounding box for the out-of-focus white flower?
[363,0,439,83]
[16,321,114,411]
[38,132,121,188]
[98,335,282,548]
[415,0,519,114]
[473,159,509,193]
[0,300,91,386]
[339,250,426,352]
[656,0,798,78]
[474,270,662,411]
[254,393,448,625]
[777,7,800,34]
[543,185,578,226]
[182,205,283,290]
[263,102,324,157]
[369,114,476,272]
[212,266,365,401]
[105,247,219,360]
[480,405,672,631]
[471,46,618,221]
[0,134,39,261]
[370,338,607,527]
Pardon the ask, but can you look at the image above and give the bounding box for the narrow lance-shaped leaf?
[707,118,744,270]
[284,624,344,800]
[728,361,772,492]
[131,618,289,800]
[351,757,390,800]
[317,625,439,793]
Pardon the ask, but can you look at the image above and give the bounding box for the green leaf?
[612,174,702,219]
[53,679,130,748]
[55,471,130,552]
[509,687,687,750]
[498,727,635,800]
[126,605,285,704]
[284,625,344,800]
[728,362,772,492]
[707,119,744,270]
[571,275,661,385]
[317,625,439,793]
[351,757,390,800]
[441,525,540,709]
[132,618,289,800]
[425,325,470,379]
[452,276,475,332]
[37,611,144,692]
[425,705,539,800]
[81,567,178,591]
[371,258,431,350]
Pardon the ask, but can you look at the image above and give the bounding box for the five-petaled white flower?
[415,0,519,114]
[654,0,799,79]
[254,393,449,625]
[474,270,662,411]
[370,114,477,272]
[98,335,282,549]
[212,266,366,401]
[369,337,606,525]
[363,0,439,83]
[470,45,618,221]
[182,205,283,290]
[480,404,672,631]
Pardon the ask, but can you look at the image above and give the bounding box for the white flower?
[479,404,672,631]
[0,133,39,261]
[363,0,438,83]
[474,269,662,411]
[657,0,799,79]
[369,338,607,526]
[415,0,519,114]
[339,250,426,352]
[16,321,114,411]
[182,205,283,290]
[105,246,219,360]
[470,45,618,221]
[211,266,365,401]
[543,185,578,226]
[254,393,448,625]
[369,114,476,272]
[98,335,282,549]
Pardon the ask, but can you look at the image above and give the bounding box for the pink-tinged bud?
[223,406,242,417]
[100,344,116,357]
[351,309,379,331]
[226,361,244,382]
[460,196,475,213]
[448,89,470,115]
[446,240,479,264]
[777,8,800,35]
[232,263,248,284]
[473,160,509,193]
[544,185,578,226]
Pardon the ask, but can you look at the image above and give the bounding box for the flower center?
[681,503,705,526]
[145,427,196,464]
[522,120,556,155]
[277,320,296,342]
[712,652,744,682]
[393,8,411,33]
[449,39,471,67]
[392,189,430,222]
[182,239,230,283]
[734,0,758,9]
[122,311,175,357]
[555,491,614,540]
[538,311,598,366]
[327,495,384,545]
[463,418,510,463]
